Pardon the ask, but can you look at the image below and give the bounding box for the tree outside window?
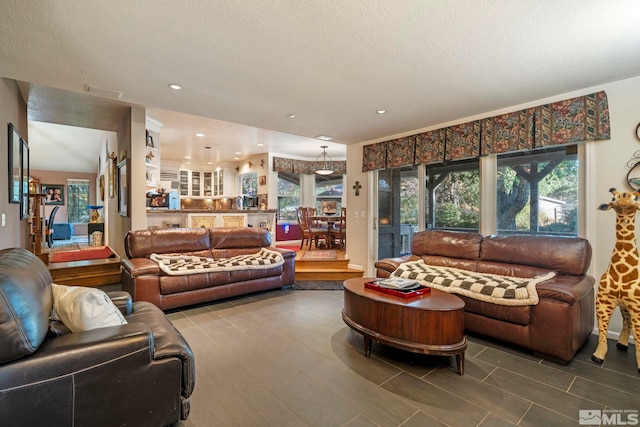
[277,172,300,221]
[67,179,90,223]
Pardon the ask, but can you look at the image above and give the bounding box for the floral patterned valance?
[361,142,387,172]
[415,129,446,165]
[481,108,536,155]
[535,91,610,147]
[273,157,293,173]
[445,120,481,161]
[273,156,346,175]
[361,90,610,172]
[386,136,415,168]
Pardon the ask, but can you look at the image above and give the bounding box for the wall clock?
[636,123,640,141]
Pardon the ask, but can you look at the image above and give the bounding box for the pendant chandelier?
[314,146,334,175]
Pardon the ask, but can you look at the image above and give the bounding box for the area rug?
[300,250,337,260]
[294,280,344,290]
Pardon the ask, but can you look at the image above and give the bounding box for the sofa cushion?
[51,284,127,332]
[125,228,211,258]
[458,295,532,326]
[209,227,271,249]
[0,248,53,364]
[411,230,482,260]
[480,235,592,276]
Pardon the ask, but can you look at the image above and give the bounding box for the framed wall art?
[117,159,128,217]
[7,123,21,204]
[42,184,65,205]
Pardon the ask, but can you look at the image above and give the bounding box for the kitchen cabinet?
[178,168,236,198]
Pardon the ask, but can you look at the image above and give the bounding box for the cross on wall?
[352,181,362,196]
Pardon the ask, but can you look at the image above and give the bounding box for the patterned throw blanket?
[390,260,556,306]
[150,248,284,276]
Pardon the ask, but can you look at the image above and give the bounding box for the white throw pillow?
[51,283,127,332]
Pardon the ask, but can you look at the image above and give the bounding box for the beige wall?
[0,78,29,250]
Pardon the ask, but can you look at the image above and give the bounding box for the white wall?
[346,75,640,338]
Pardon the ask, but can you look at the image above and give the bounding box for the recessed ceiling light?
[196,133,205,137]
[256,143,264,147]
[286,113,296,118]
[207,162,213,165]
[185,156,191,159]
[233,157,239,160]
[235,151,241,155]
[168,84,182,90]
[316,135,333,141]
[376,110,386,114]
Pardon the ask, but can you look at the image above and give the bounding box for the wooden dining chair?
[297,207,327,250]
[330,207,346,249]
[45,206,60,248]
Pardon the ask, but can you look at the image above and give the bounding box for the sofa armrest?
[107,290,133,315]
[122,257,160,278]
[126,301,196,398]
[0,323,153,390]
[375,255,419,276]
[537,274,595,305]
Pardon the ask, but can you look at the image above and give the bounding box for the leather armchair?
[0,248,195,427]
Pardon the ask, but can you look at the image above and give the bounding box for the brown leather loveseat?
[0,248,195,426]
[375,230,595,363]
[122,227,296,310]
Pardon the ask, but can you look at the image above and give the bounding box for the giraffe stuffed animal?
[591,188,640,373]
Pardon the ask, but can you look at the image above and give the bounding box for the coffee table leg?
[363,335,372,357]
[456,353,465,375]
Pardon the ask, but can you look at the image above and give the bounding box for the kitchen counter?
[146,209,277,238]
[147,209,277,214]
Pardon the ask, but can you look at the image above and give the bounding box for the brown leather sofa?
[0,248,195,427]
[122,227,296,310]
[375,230,595,363]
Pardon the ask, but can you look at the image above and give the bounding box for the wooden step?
[295,258,350,270]
[295,268,363,281]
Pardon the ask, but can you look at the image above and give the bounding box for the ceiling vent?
[84,84,123,99]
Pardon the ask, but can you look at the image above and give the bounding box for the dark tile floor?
[169,289,639,427]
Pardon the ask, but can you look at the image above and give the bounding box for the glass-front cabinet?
[191,171,201,196]
[179,170,189,196]
[203,172,212,197]
[179,168,234,198]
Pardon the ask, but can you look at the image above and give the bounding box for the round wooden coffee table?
[342,277,467,375]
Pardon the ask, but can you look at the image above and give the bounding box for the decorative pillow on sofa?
[51,284,127,332]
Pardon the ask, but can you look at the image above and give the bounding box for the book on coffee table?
[365,280,431,299]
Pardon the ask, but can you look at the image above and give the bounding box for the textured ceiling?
[2,1,640,171]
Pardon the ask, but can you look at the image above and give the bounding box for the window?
[277,172,300,222]
[314,173,343,214]
[67,179,90,223]
[425,160,480,231]
[497,145,578,236]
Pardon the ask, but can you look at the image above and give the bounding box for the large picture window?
[497,145,578,236]
[425,160,480,231]
[277,172,300,222]
[314,173,343,214]
[67,179,90,223]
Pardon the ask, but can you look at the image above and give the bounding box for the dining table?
[310,213,340,249]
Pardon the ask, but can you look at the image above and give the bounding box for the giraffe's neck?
[614,212,639,259]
